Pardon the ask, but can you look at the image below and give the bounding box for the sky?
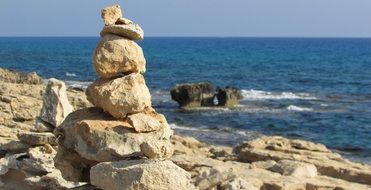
[0,0,370,37]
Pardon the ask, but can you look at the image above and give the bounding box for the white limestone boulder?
[39,78,73,127]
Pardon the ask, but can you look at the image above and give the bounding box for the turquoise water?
[1,37,371,163]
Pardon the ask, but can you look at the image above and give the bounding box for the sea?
[0,37,370,164]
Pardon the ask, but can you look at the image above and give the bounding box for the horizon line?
[0,35,371,39]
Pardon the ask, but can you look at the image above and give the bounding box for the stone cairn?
[54,5,195,190]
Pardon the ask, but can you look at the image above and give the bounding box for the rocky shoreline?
[1,4,371,190]
[1,68,371,189]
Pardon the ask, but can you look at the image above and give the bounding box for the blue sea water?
[1,37,371,163]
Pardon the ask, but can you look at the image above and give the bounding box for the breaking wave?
[65,81,92,90]
[169,123,211,132]
[287,105,313,112]
[241,89,317,100]
[65,72,77,77]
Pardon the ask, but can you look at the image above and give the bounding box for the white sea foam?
[241,89,317,100]
[169,123,260,140]
[65,81,92,90]
[236,105,287,113]
[287,105,313,112]
[183,107,231,112]
[169,123,211,132]
[65,72,77,77]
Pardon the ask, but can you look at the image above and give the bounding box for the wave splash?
[241,89,317,100]
[170,123,211,132]
[65,81,92,90]
[287,105,313,112]
[65,72,77,77]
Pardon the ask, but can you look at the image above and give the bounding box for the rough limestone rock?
[0,138,30,154]
[90,159,196,190]
[268,160,317,178]
[0,80,43,125]
[54,146,97,182]
[0,68,42,85]
[127,112,164,132]
[10,95,42,122]
[100,23,144,41]
[0,77,44,100]
[209,146,235,161]
[170,82,243,108]
[220,178,259,190]
[216,87,243,107]
[250,160,277,170]
[171,135,371,190]
[7,121,34,131]
[0,127,30,153]
[17,132,56,146]
[170,82,216,108]
[171,135,210,157]
[0,146,82,189]
[86,74,151,118]
[233,136,371,186]
[24,170,83,190]
[93,34,146,78]
[101,5,122,25]
[0,100,13,125]
[66,89,93,110]
[193,167,236,190]
[39,78,73,127]
[141,140,174,160]
[55,108,172,162]
[0,69,89,126]
[116,17,133,25]
[0,146,56,177]
[35,117,54,132]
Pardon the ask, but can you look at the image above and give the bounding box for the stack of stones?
[54,5,195,190]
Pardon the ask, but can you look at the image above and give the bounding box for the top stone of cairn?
[101,5,122,25]
[100,5,144,41]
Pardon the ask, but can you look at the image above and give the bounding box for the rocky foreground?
[1,4,371,190]
[1,68,371,190]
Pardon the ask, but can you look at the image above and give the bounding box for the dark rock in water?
[170,82,216,108]
[216,87,243,107]
[170,82,242,108]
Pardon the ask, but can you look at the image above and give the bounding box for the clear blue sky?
[0,0,370,37]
